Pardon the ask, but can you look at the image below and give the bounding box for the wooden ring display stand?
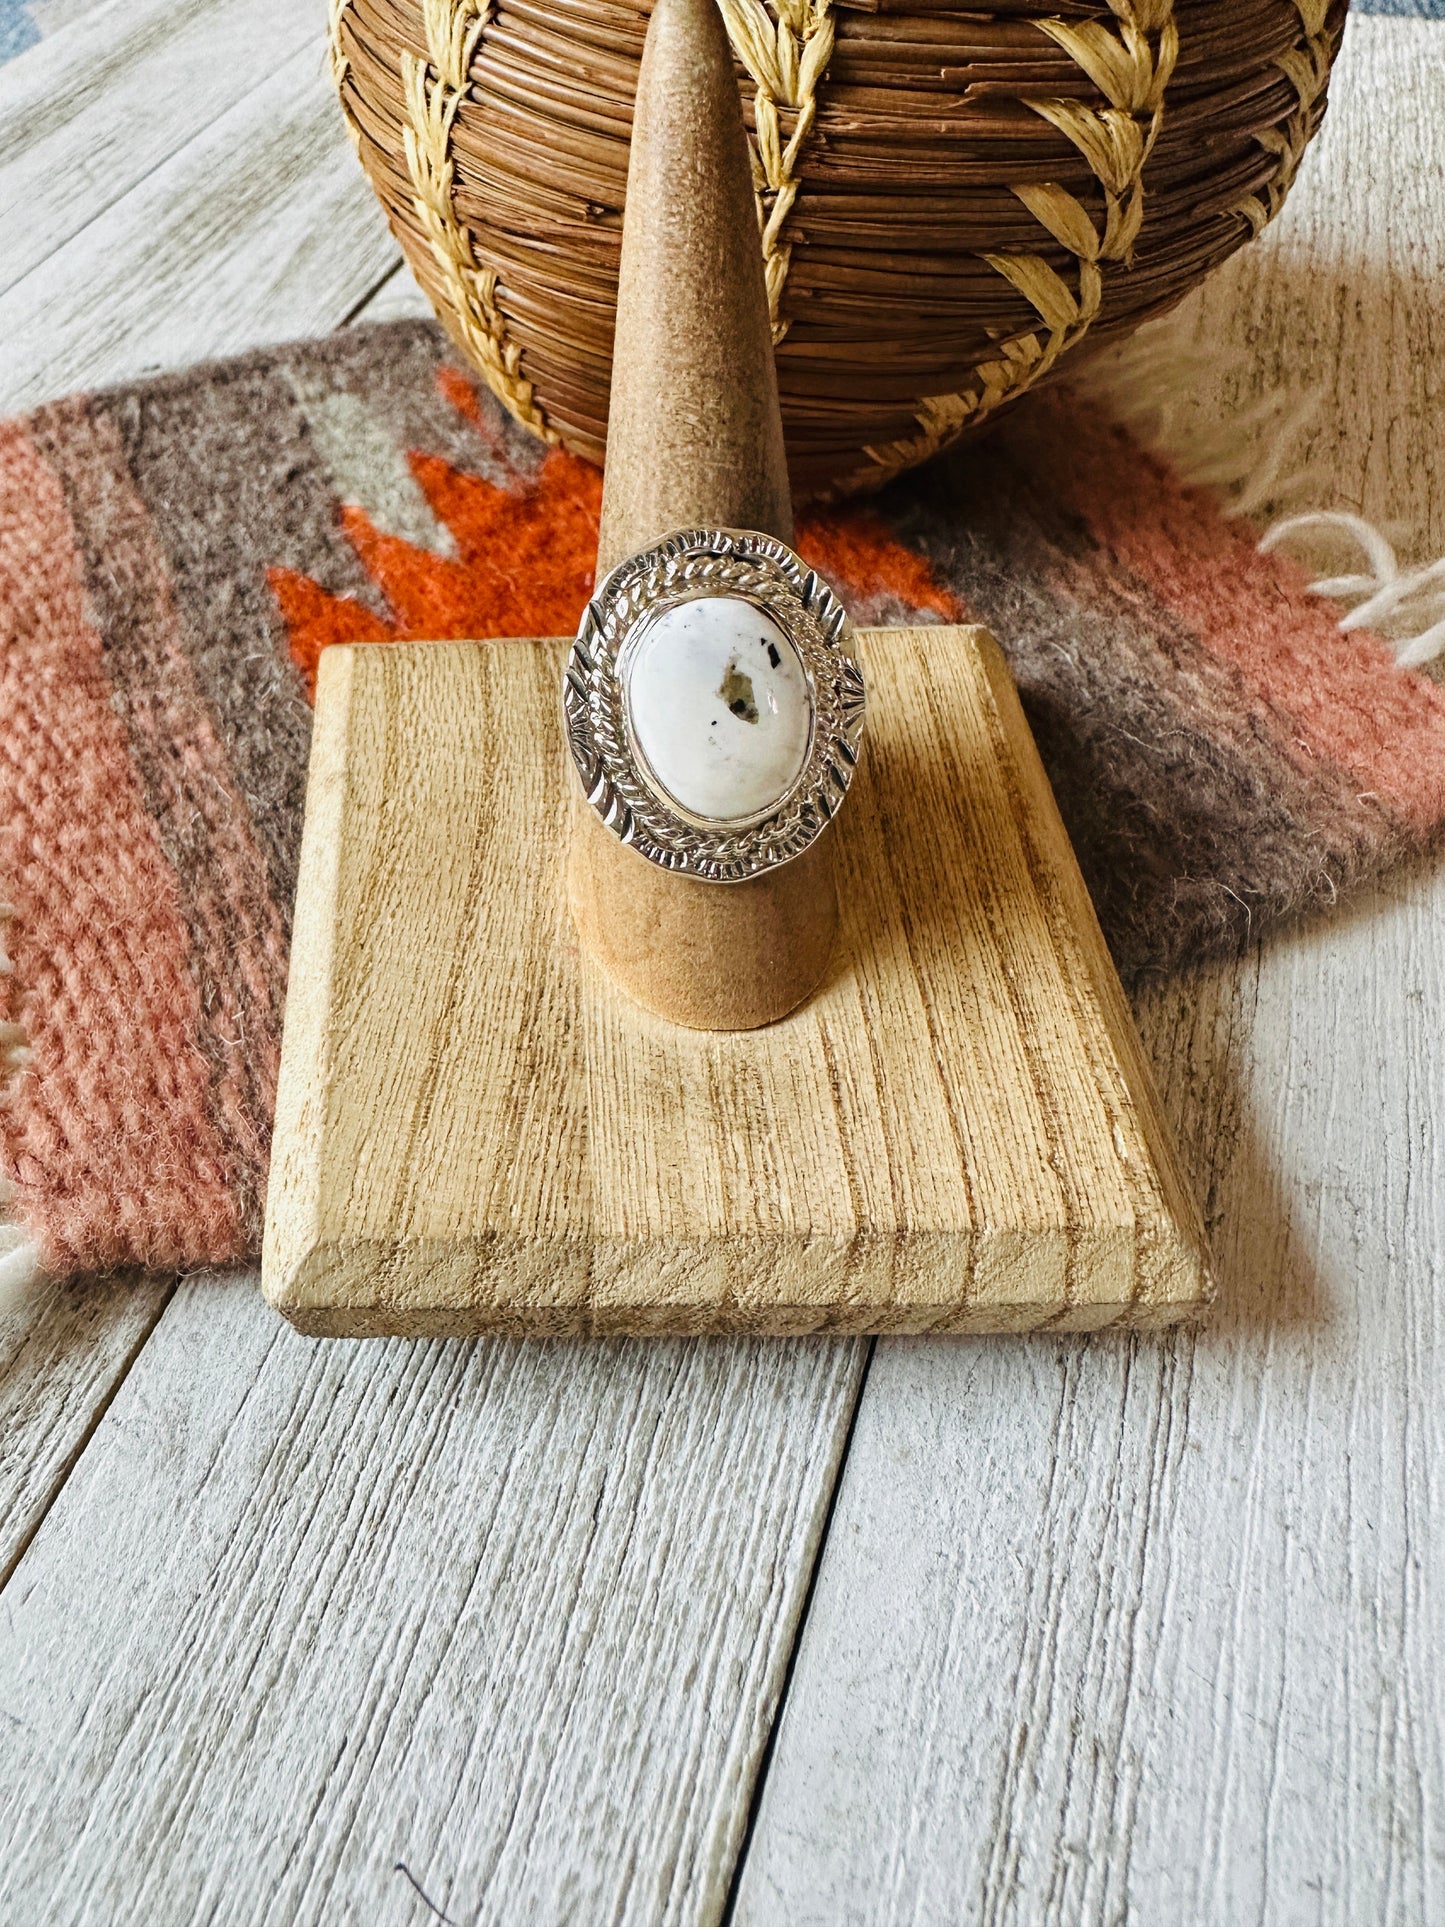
[262,0,1212,1338]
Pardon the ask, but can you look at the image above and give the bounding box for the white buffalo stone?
[625,595,812,823]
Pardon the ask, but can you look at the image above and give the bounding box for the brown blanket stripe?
[1,320,1442,1278]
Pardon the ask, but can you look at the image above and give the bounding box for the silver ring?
[563,527,867,882]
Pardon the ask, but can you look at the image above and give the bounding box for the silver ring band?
[563,527,867,882]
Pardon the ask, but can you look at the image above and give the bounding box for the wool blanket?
[3,319,1444,1279]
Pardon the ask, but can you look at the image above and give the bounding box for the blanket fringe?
[1077,313,1445,670]
[0,1218,43,1320]
[0,905,42,1319]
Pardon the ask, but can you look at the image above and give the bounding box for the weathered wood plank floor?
[0,6,1441,1922]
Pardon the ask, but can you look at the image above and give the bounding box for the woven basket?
[329,0,1346,500]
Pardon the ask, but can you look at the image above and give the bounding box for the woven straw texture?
[328,0,1347,497]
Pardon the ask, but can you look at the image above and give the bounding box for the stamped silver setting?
[564,528,867,882]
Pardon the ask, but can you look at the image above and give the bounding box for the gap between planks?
[0,0,398,1583]
[0,0,328,299]
[0,1282,872,1926]
[0,33,398,414]
[1,11,1442,1923]
[729,19,1445,1921]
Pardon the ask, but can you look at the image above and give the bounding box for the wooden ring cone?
[567,0,839,1032]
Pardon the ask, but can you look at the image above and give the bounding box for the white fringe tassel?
[0,1219,44,1321]
[1077,313,1445,671]
[0,903,44,1322]
[1259,514,1445,670]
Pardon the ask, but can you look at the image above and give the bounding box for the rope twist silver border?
[564,528,867,882]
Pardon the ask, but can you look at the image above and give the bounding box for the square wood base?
[262,627,1211,1336]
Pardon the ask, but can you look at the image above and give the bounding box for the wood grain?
[732,868,1445,1927]
[0,31,872,1926]
[730,18,1445,1922]
[1105,14,1445,576]
[0,35,398,415]
[264,627,1210,1336]
[0,1271,864,1925]
[0,1273,170,1586]
[1,10,1442,1923]
[0,0,323,298]
[0,0,399,1632]
[13,0,112,47]
[0,14,877,1926]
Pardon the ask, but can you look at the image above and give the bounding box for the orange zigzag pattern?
[271,366,960,697]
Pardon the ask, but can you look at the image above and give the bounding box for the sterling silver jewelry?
[563,527,866,882]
